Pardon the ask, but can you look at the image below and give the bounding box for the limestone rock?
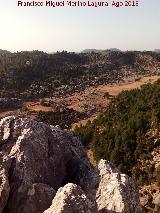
[95,159,142,213]
[0,116,142,213]
[0,169,10,213]
[153,191,160,206]
[44,183,97,213]
[0,116,92,213]
[21,183,56,213]
[139,183,160,212]
[153,190,160,211]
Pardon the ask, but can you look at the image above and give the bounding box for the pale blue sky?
[0,0,159,52]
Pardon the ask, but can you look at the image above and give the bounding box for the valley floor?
[0,75,160,129]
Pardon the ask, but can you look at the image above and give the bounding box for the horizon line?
[0,48,160,54]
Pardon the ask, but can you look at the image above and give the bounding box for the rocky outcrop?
[0,169,10,213]
[0,116,141,213]
[153,190,160,211]
[22,183,56,213]
[44,160,142,213]
[139,184,160,212]
[0,116,92,213]
[44,183,97,213]
[95,160,142,213]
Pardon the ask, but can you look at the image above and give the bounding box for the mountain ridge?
[0,50,160,99]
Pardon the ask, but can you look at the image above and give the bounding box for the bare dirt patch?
[24,101,54,112]
[2,76,159,128]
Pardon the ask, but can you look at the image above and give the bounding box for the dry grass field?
[1,76,159,127]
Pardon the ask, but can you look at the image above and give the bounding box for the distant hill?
[82,49,102,53]
[0,49,11,54]
[108,48,122,52]
[82,48,121,53]
[155,49,160,53]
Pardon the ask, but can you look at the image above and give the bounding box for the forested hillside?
[0,49,160,98]
[74,80,160,186]
[0,50,86,98]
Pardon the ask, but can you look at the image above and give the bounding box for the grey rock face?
[44,183,97,213]
[44,160,142,213]
[22,183,56,213]
[0,116,141,213]
[95,160,142,213]
[0,116,92,213]
[0,169,10,213]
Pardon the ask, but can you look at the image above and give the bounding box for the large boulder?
[22,183,56,213]
[95,160,142,213]
[139,185,160,212]
[44,160,142,213]
[0,169,10,212]
[0,116,92,213]
[153,190,160,211]
[44,183,97,213]
[0,116,142,213]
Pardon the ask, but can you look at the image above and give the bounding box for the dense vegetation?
[74,80,160,186]
[0,98,22,110]
[0,49,160,99]
[0,50,88,98]
[37,108,85,129]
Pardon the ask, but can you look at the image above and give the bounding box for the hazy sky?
[0,0,160,52]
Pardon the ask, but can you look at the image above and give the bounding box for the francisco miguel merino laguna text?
[17,1,109,7]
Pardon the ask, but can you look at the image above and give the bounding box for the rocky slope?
[0,116,141,213]
[0,50,160,99]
